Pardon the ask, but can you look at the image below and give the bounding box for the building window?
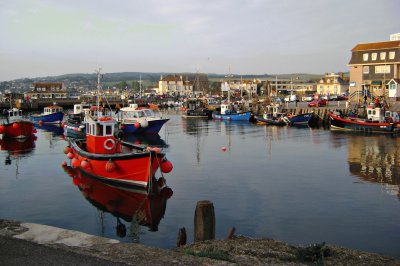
[371,53,377,60]
[389,51,395,60]
[380,52,386,60]
[363,53,369,61]
[375,65,390,74]
[363,66,369,74]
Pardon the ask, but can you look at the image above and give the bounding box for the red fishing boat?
[0,108,36,139]
[64,70,173,192]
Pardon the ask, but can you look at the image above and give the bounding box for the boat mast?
[95,68,101,117]
[225,66,233,103]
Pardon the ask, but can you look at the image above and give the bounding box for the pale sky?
[0,0,398,81]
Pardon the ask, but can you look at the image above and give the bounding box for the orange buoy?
[80,160,90,169]
[105,159,116,172]
[12,123,19,129]
[134,122,140,128]
[221,146,227,152]
[64,146,72,154]
[72,177,81,186]
[67,152,75,160]
[61,161,68,167]
[160,159,173,173]
[39,120,44,125]
[71,157,80,168]
[120,124,125,130]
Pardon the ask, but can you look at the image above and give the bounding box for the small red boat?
[64,70,173,192]
[0,108,35,139]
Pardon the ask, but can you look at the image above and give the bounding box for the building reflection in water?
[346,134,400,198]
[62,166,173,241]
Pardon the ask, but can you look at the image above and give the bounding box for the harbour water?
[0,110,399,258]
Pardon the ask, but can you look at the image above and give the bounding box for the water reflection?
[35,124,64,136]
[346,134,400,198]
[62,166,173,240]
[123,133,168,148]
[0,137,36,165]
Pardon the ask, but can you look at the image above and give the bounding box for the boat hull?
[122,118,169,134]
[1,121,35,139]
[329,113,400,133]
[289,112,315,126]
[31,112,64,124]
[212,111,252,121]
[254,116,288,126]
[69,140,165,190]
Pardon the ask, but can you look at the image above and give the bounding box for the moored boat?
[65,70,173,192]
[288,112,317,126]
[212,102,252,121]
[63,103,91,139]
[0,108,36,139]
[254,104,290,126]
[118,104,169,134]
[31,105,64,124]
[181,98,213,118]
[329,105,400,134]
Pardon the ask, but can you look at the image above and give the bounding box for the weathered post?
[194,200,215,242]
[177,227,187,247]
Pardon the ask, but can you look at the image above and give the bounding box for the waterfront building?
[25,82,67,100]
[158,74,209,97]
[348,36,400,102]
[266,78,316,97]
[316,72,349,96]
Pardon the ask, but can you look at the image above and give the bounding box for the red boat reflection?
[62,166,173,236]
[0,137,36,165]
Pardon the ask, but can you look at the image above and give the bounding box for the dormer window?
[371,53,377,61]
[363,53,369,61]
[389,51,395,60]
[380,52,386,60]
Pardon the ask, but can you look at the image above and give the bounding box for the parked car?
[284,95,299,102]
[308,99,327,107]
[301,94,314,102]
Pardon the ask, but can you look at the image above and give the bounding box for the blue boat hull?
[212,111,252,121]
[31,112,64,124]
[289,112,314,126]
[122,119,169,134]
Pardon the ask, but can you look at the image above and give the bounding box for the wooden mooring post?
[194,200,215,242]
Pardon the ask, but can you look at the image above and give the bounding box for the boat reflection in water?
[35,123,64,136]
[62,166,173,239]
[346,133,400,198]
[122,133,168,148]
[0,136,36,165]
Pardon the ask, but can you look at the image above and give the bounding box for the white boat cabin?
[264,104,285,119]
[44,106,63,115]
[120,104,163,121]
[367,105,399,123]
[7,108,23,123]
[73,103,91,114]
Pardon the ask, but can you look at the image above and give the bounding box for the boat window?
[143,109,153,117]
[97,124,103,136]
[105,125,113,136]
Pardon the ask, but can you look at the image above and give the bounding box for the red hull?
[68,140,165,190]
[1,121,35,139]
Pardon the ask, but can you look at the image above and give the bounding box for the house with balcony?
[348,37,400,103]
[316,72,349,96]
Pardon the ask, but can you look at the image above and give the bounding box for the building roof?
[351,41,400,51]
